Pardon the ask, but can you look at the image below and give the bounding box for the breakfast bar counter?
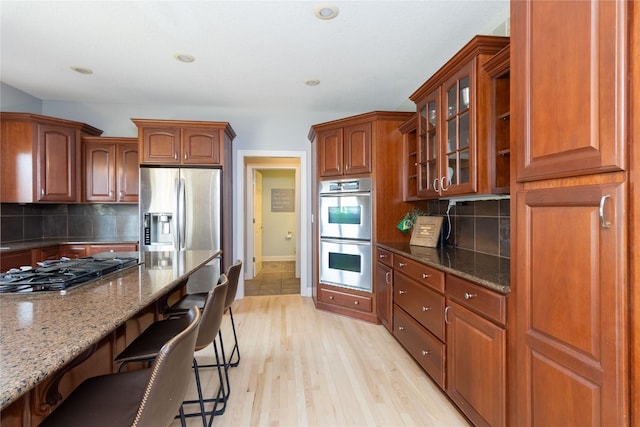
[0,249,220,425]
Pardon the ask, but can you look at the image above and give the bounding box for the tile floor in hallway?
[244,261,300,296]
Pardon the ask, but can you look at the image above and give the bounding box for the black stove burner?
[0,256,140,293]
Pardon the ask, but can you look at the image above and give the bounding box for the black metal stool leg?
[228,308,241,368]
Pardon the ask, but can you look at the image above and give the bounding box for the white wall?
[1,82,43,113]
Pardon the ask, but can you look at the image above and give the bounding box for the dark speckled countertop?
[376,242,510,294]
[0,238,139,253]
[0,249,220,410]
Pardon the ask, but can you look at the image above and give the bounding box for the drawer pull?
[398,326,406,331]
[379,253,387,259]
[329,296,335,300]
[464,293,477,300]
[398,262,407,268]
[421,350,431,356]
[354,301,359,305]
[385,271,391,284]
[444,306,451,324]
[422,306,431,312]
[422,273,431,279]
[398,290,407,295]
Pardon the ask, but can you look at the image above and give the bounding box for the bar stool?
[39,306,200,427]
[166,260,243,368]
[115,275,229,426]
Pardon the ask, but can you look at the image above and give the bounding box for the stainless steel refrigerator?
[139,167,222,291]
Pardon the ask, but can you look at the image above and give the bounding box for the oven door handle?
[320,238,371,245]
[319,191,371,197]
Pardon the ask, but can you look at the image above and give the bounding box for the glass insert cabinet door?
[442,67,475,194]
[416,88,441,198]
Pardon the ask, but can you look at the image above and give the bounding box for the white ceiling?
[0,1,509,113]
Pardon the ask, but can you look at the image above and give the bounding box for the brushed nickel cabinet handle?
[444,306,451,324]
[441,176,449,192]
[385,271,391,284]
[174,153,178,160]
[433,178,440,192]
[379,253,387,259]
[398,290,407,295]
[398,326,406,331]
[422,273,431,279]
[422,306,431,312]
[398,262,407,268]
[41,188,45,197]
[184,152,187,160]
[464,293,477,300]
[421,350,431,356]
[599,195,611,228]
[329,295,335,300]
[354,300,359,305]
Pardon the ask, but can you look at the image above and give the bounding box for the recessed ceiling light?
[70,66,93,75]
[314,4,339,20]
[174,53,195,63]
[305,79,321,86]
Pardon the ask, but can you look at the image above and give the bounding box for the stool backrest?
[132,306,201,427]
[224,260,243,310]
[195,274,229,351]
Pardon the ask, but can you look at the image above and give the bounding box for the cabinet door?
[182,128,221,165]
[343,122,371,175]
[441,63,476,196]
[59,245,88,259]
[88,244,138,255]
[0,250,32,271]
[117,143,139,202]
[514,182,627,426]
[375,261,393,332]
[36,124,79,202]
[141,127,181,164]
[446,300,506,427]
[416,91,441,198]
[513,0,626,181]
[318,129,343,177]
[85,142,116,202]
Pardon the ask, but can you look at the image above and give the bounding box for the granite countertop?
[376,242,510,294]
[0,249,220,410]
[0,237,139,252]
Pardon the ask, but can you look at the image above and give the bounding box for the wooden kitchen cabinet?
[0,113,102,203]
[446,274,507,427]
[510,1,630,425]
[0,250,32,271]
[375,247,394,332]
[88,243,138,255]
[392,254,446,388]
[59,244,88,259]
[133,119,235,166]
[399,115,419,201]
[409,36,509,199]
[309,111,414,323]
[83,137,139,203]
[316,122,371,177]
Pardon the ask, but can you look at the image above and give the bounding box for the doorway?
[235,150,310,298]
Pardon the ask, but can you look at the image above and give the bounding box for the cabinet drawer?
[394,254,444,293]
[395,273,445,341]
[393,305,445,388]
[318,287,372,313]
[446,274,506,326]
[375,247,393,267]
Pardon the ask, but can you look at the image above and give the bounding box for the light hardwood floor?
[171,295,470,427]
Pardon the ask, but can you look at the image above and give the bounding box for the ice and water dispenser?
[143,213,174,246]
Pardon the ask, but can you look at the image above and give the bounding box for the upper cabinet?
[513,1,626,182]
[132,119,236,167]
[83,136,139,203]
[0,113,102,203]
[315,121,372,177]
[409,36,510,199]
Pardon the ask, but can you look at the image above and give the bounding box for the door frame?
[246,164,298,279]
[235,149,310,298]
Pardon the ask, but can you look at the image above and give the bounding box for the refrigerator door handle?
[178,177,186,250]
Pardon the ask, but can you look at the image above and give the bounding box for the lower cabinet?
[375,247,394,331]
[445,275,507,427]
[317,284,376,323]
[382,244,508,427]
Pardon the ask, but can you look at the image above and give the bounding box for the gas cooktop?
[0,256,140,294]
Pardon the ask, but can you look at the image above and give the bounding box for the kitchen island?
[0,249,220,426]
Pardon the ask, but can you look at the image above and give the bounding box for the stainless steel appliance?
[0,256,139,293]
[319,177,373,292]
[319,178,372,241]
[140,167,222,282]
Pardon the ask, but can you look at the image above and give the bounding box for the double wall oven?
[319,177,372,292]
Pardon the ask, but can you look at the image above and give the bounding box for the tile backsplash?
[422,198,510,259]
[0,203,139,243]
